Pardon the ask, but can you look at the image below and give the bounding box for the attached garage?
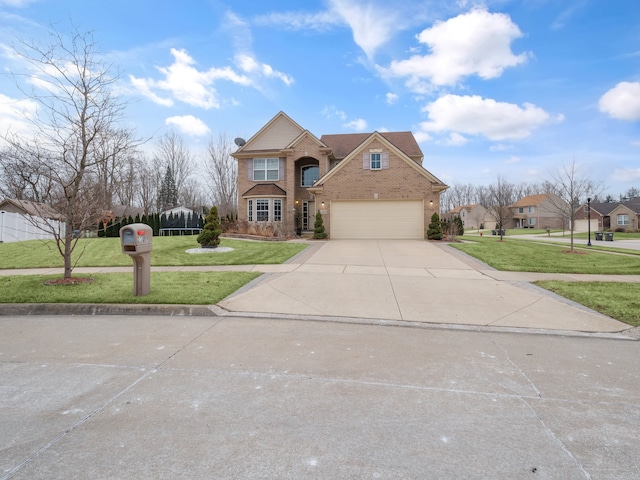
[330,200,424,239]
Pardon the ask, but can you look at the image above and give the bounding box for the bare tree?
[136,156,159,216]
[2,25,139,278]
[0,142,57,202]
[203,133,238,218]
[546,159,602,251]
[483,176,515,240]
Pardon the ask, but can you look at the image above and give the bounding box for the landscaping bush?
[313,212,328,239]
[197,206,222,247]
[427,213,443,240]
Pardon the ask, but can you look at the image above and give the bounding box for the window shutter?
[363,153,370,170]
[279,158,285,180]
[247,159,253,181]
[382,152,390,169]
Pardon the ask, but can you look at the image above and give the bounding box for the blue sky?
[1,0,639,197]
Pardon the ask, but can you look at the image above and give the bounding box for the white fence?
[0,211,66,243]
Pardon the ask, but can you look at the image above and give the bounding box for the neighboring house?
[0,198,65,243]
[231,112,448,239]
[575,197,640,231]
[509,193,568,229]
[444,204,486,229]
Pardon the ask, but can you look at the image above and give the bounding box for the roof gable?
[236,111,305,152]
[315,131,445,188]
[286,130,328,150]
[242,183,287,197]
[320,131,423,160]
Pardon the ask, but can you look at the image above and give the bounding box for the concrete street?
[1,314,639,479]
[1,239,639,479]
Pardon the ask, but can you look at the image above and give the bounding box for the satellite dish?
[234,137,246,147]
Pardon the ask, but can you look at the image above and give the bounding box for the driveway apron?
[218,240,629,333]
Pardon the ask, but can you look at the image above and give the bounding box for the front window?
[301,165,319,187]
[273,199,282,222]
[528,218,535,226]
[518,207,524,214]
[253,158,279,181]
[618,214,629,226]
[246,198,284,222]
[256,199,269,221]
[370,153,381,170]
[528,206,535,213]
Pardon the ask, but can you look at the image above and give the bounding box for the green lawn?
[535,281,640,327]
[453,236,640,274]
[0,271,262,304]
[0,236,308,269]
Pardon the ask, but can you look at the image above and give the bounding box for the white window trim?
[528,206,535,213]
[253,158,279,182]
[617,214,629,226]
[246,198,285,222]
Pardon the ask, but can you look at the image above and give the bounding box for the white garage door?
[331,200,424,239]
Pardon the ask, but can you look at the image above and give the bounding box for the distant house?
[509,193,568,229]
[0,198,65,243]
[576,197,640,231]
[443,204,486,229]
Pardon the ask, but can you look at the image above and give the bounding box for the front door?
[302,201,315,230]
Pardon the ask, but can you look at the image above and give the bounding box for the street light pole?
[587,197,592,247]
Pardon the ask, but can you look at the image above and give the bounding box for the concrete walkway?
[1,240,636,334]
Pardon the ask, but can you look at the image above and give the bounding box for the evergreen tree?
[427,212,443,240]
[97,221,105,238]
[313,212,328,239]
[197,206,222,247]
[158,165,178,212]
[454,215,464,236]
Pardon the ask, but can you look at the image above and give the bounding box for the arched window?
[301,165,319,187]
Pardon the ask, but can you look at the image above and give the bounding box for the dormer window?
[301,165,319,187]
[370,153,381,170]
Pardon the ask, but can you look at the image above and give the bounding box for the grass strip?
[535,281,640,327]
[0,271,261,304]
[0,237,307,269]
[453,237,640,274]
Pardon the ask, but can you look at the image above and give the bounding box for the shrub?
[313,212,328,239]
[427,212,443,240]
[197,206,222,247]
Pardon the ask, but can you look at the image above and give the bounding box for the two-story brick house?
[231,112,447,239]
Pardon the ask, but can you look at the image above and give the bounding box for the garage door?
[331,200,424,239]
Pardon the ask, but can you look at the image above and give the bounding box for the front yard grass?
[535,281,640,327]
[0,236,307,269]
[0,271,262,304]
[453,236,640,274]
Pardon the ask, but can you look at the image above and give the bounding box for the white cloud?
[505,156,521,164]
[322,105,347,121]
[419,94,559,141]
[441,132,467,146]
[0,93,38,137]
[130,47,292,109]
[0,0,36,6]
[414,131,432,143]
[631,140,640,147]
[235,54,293,86]
[381,8,529,88]
[253,10,341,31]
[599,82,640,121]
[612,168,640,182]
[165,115,210,137]
[386,92,399,105]
[344,118,367,131]
[489,143,512,152]
[328,0,405,58]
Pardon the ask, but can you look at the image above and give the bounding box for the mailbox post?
[119,223,153,296]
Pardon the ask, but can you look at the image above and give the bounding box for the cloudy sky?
[0,0,639,197]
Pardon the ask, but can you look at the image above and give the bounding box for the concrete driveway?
[219,240,629,333]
